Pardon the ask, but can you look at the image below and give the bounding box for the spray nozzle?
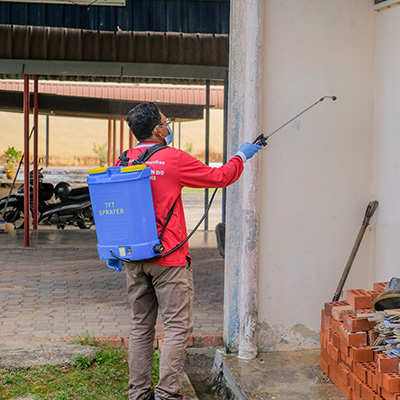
[252,134,268,147]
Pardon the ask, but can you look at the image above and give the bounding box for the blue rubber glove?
[106,258,124,272]
[236,142,263,162]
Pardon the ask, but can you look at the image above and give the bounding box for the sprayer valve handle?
[253,134,268,147]
[153,244,165,254]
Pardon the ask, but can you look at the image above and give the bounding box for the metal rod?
[222,75,228,224]
[107,119,112,166]
[46,115,49,167]
[33,75,39,230]
[266,96,337,140]
[178,122,181,150]
[204,80,210,231]
[129,128,134,149]
[332,201,379,302]
[23,74,30,247]
[113,119,117,165]
[120,118,124,154]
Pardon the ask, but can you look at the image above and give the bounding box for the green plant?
[73,354,93,370]
[183,142,193,155]
[3,146,22,170]
[5,160,16,171]
[92,143,109,167]
[74,332,100,347]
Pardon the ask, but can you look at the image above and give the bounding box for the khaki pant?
[126,262,194,400]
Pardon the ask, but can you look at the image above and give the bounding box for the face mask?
[165,126,173,146]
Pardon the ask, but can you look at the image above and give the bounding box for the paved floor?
[0,228,223,343]
[0,181,224,341]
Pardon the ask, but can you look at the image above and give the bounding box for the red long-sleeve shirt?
[115,143,244,266]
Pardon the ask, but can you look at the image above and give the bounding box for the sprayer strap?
[118,143,175,242]
[118,144,167,167]
[159,199,178,241]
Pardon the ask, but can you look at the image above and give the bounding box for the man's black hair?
[126,102,162,142]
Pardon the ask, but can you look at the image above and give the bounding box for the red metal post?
[129,129,134,149]
[120,119,124,154]
[107,119,112,166]
[33,75,39,229]
[23,74,30,247]
[113,119,117,165]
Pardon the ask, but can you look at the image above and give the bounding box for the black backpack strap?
[136,144,167,164]
[118,150,130,167]
[118,144,175,245]
[118,144,167,166]
[158,199,178,241]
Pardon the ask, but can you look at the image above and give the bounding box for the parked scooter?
[0,168,94,229]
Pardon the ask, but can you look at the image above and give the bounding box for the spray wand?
[253,95,337,147]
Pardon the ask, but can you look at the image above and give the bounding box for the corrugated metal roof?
[0,24,229,66]
[0,0,230,34]
[0,80,224,108]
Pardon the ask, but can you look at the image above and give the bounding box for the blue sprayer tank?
[87,165,162,261]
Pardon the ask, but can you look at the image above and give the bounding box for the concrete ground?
[0,186,346,400]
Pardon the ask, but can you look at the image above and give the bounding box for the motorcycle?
[0,168,94,229]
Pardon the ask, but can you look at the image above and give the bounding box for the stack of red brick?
[319,282,400,400]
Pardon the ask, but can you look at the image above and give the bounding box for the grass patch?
[0,338,160,400]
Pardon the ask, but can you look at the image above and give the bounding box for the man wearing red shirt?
[113,102,261,400]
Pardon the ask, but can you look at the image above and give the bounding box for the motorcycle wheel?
[2,206,27,229]
[77,208,94,229]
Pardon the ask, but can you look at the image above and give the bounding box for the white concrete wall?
[373,5,400,282]
[257,0,376,350]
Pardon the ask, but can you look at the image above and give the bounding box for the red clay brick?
[319,332,327,350]
[339,362,352,385]
[331,317,342,335]
[381,386,398,400]
[353,375,363,398]
[356,308,375,314]
[332,331,341,349]
[340,350,351,370]
[325,300,350,317]
[369,330,379,346]
[201,334,223,347]
[350,346,374,362]
[354,362,368,384]
[321,345,335,365]
[328,340,340,363]
[340,337,350,356]
[382,373,400,393]
[346,289,373,309]
[367,365,377,388]
[372,372,383,396]
[319,355,330,376]
[337,378,353,399]
[332,305,355,321]
[373,282,388,293]
[343,313,373,332]
[376,353,400,374]
[339,325,368,347]
[367,290,381,302]
[361,382,379,400]
[330,365,353,399]
[321,309,328,335]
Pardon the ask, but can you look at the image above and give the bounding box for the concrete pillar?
[224,0,262,358]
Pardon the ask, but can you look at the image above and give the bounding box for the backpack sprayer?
[87,95,337,265]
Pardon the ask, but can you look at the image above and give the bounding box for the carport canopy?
[0,24,229,246]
